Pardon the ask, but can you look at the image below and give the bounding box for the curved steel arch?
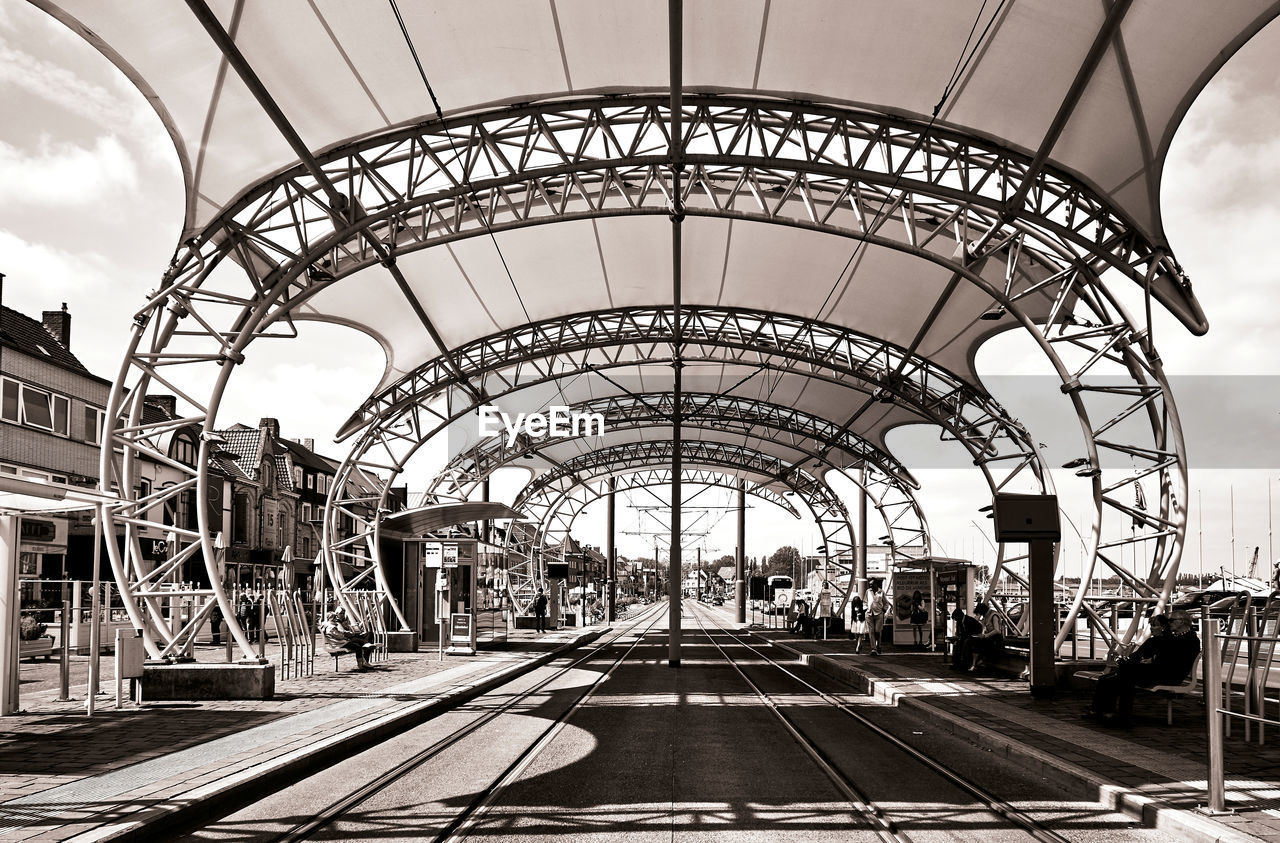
[192,96,1198,331]
[321,303,1042,634]
[513,439,855,562]
[432,391,917,495]
[429,390,931,569]
[499,467,802,614]
[98,95,1185,659]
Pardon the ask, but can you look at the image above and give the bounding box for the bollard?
[58,598,70,701]
[1203,616,1226,813]
[257,594,266,660]
[222,620,233,663]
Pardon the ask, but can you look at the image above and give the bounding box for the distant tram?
[749,574,794,614]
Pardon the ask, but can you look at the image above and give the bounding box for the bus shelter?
[891,558,980,651]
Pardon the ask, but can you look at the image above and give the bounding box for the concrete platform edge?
[70,628,609,843]
[751,633,1261,843]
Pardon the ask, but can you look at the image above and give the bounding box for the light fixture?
[1061,457,1089,469]
[872,387,895,404]
[980,305,1006,321]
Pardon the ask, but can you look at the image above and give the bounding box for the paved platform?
[747,623,1280,843]
[0,625,605,842]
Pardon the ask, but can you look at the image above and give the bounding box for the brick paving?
[753,627,1280,843]
[0,627,600,841]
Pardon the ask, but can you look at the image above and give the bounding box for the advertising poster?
[443,543,459,568]
[892,569,930,645]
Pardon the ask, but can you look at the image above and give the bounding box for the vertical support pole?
[606,477,616,622]
[667,0,684,669]
[1203,616,1226,813]
[87,504,103,716]
[0,517,19,716]
[736,479,746,626]
[59,596,70,700]
[482,478,492,546]
[1028,538,1056,697]
[857,464,868,601]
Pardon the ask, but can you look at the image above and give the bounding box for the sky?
[1,5,1278,578]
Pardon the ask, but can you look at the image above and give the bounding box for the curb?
[70,628,609,842]
[751,633,1260,843]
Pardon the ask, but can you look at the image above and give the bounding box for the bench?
[19,635,54,661]
[1076,652,1202,725]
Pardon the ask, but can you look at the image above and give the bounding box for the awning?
[379,501,522,538]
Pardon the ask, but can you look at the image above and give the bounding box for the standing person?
[847,595,869,653]
[210,601,223,646]
[236,590,253,642]
[910,590,928,648]
[866,579,888,656]
[790,595,810,634]
[247,589,263,644]
[533,588,548,633]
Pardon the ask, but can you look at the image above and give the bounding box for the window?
[172,433,198,467]
[84,405,106,444]
[293,466,302,489]
[233,494,250,544]
[302,502,312,523]
[1,378,69,435]
[317,474,327,495]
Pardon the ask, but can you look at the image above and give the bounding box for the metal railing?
[1202,593,1280,812]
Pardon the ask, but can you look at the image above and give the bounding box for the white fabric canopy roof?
[34,1,1279,478]
[41,0,1274,242]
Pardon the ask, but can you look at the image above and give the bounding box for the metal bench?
[1076,652,1202,725]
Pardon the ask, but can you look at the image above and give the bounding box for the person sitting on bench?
[957,602,1004,672]
[1085,610,1199,726]
[948,608,983,669]
[319,605,374,670]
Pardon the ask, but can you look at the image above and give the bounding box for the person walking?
[847,595,869,653]
[533,588,549,633]
[866,579,888,655]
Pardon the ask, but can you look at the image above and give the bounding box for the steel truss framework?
[500,468,802,615]
[512,438,858,590]
[325,302,1039,621]
[430,391,931,611]
[100,94,1185,660]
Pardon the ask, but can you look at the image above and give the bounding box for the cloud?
[0,136,138,208]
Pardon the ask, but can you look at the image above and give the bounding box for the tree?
[764,545,801,577]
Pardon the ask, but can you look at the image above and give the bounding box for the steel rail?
[268,603,665,839]
[688,605,907,843]
[273,601,667,842]
[435,602,670,842]
[690,602,1071,843]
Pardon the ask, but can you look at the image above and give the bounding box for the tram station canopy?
[32,1,1280,659]
[42,0,1275,450]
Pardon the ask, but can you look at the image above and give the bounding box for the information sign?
[449,612,473,646]
[424,543,443,568]
[443,543,459,568]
